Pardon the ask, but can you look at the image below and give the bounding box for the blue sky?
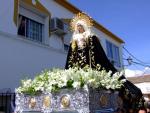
[70,0,150,71]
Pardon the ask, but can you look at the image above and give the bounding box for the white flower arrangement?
[16,67,126,95]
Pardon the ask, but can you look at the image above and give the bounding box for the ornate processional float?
[15,67,125,113]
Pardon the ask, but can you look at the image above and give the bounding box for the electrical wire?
[132,61,150,67]
[132,63,143,71]
[123,57,150,68]
[123,46,150,65]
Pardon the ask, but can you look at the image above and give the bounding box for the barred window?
[64,44,69,52]
[18,15,43,43]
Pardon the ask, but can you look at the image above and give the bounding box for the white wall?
[49,34,64,50]
[135,82,150,94]
[40,0,74,18]
[93,27,123,69]
[0,0,123,54]
[0,0,73,91]
[0,31,67,91]
[0,0,17,35]
[39,0,74,49]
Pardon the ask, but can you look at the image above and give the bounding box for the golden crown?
[70,12,93,31]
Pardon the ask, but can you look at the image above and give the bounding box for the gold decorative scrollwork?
[43,95,51,108]
[29,97,36,109]
[61,95,70,108]
[99,94,108,107]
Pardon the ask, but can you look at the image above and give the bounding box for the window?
[106,40,121,67]
[64,44,69,52]
[18,15,43,43]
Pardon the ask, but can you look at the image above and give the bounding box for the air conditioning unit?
[50,18,68,35]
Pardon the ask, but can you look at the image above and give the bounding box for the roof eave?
[54,0,124,44]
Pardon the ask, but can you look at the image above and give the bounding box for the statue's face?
[77,24,85,33]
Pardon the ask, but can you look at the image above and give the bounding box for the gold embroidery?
[68,36,101,69]
[71,40,77,51]
[89,37,96,68]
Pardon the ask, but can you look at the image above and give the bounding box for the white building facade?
[0,0,124,91]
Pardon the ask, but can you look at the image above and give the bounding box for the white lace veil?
[72,20,94,40]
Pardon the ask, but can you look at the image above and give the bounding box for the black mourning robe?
[65,35,117,73]
[65,35,144,109]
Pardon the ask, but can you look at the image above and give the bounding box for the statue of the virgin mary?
[65,12,116,73]
[65,12,144,110]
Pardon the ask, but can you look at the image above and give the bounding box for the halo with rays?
[70,12,93,31]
